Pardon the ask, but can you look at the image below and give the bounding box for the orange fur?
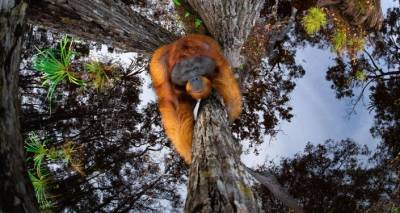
[149,34,242,164]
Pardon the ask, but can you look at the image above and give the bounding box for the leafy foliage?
[25,133,49,174]
[330,26,365,55]
[25,134,53,210]
[24,132,85,210]
[355,70,366,81]
[62,142,85,176]
[230,5,309,150]
[302,7,327,35]
[172,0,181,6]
[370,78,400,158]
[28,170,52,210]
[85,61,110,91]
[257,140,398,212]
[184,11,190,18]
[331,29,347,53]
[194,18,202,29]
[33,36,84,104]
[347,36,365,55]
[293,0,378,57]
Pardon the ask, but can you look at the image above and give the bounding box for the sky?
[242,0,399,167]
[242,47,377,167]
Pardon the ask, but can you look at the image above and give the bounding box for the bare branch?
[348,79,374,117]
[363,49,383,75]
[317,0,342,7]
[245,167,303,213]
[367,71,400,79]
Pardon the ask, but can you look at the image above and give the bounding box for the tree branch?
[363,49,383,75]
[367,71,400,79]
[27,0,177,54]
[245,167,303,212]
[348,79,373,116]
[265,7,298,57]
[316,0,342,7]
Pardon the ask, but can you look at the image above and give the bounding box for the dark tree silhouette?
[257,139,398,212]
[0,1,39,212]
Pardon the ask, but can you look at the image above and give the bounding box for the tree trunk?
[185,95,261,212]
[188,0,264,67]
[27,0,176,54]
[0,1,39,212]
[185,0,264,212]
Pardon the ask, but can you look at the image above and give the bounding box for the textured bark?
[0,1,39,212]
[187,0,264,67]
[184,1,302,212]
[184,2,264,212]
[316,0,383,31]
[27,0,177,54]
[337,0,383,31]
[185,94,261,212]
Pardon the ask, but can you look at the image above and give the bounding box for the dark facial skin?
[171,56,216,87]
[188,77,203,92]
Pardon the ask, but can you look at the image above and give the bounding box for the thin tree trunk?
[27,0,176,54]
[0,1,39,212]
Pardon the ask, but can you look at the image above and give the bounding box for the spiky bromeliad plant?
[25,133,84,174]
[25,134,86,210]
[28,169,52,210]
[25,133,49,174]
[332,28,348,53]
[302,7,327,35]
[62,141,85,176]
[85,61,110,91]
[25,133,53,210]
[33,36,84,104]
